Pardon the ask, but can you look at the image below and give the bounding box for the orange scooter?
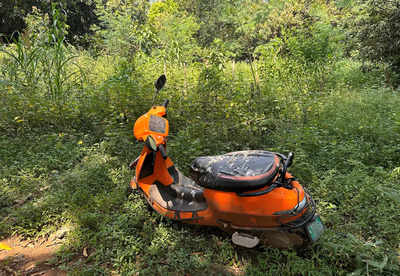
[129,75,324,248]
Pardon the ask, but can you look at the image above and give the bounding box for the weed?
[1,1,400,275]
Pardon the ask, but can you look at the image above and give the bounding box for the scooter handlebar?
[286,152,294,168]
[159,144,167,159]
[280,152,294,183]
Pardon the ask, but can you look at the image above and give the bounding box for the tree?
[352,0,400,84]
[92,0,153,57]
[0,0,98,45]
[149,0,200,65]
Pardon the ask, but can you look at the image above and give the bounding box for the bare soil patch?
[0,236,66,276]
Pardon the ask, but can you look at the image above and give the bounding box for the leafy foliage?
[1,0,400,275]
[0,0,98,45]
[351,0,400,84]
[92,0,153,57]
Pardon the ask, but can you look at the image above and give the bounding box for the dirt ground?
[0,236,66,276]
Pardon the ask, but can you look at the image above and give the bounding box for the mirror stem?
[152,89,159,106]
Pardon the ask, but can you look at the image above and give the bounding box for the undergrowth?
[1,1,399,275]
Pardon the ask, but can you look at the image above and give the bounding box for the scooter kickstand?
[232,232,260,248]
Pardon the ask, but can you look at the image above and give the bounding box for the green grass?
[1,11,399,273]
[1,82,399,274]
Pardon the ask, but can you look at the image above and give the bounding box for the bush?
[0,0,98,45]
[1,1,400,275]
[351,0,400,85]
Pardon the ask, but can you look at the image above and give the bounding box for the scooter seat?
[191,150,280,192]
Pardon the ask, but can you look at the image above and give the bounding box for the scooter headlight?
[294,196,307,212]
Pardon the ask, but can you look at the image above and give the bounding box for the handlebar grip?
[286,152,294,168]
[162,99,169,108]
[280,152,294,183]
[159,144,167,159]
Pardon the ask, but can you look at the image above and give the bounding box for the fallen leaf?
[0,242,12,250]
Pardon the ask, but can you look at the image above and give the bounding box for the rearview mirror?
[155,75,166,91]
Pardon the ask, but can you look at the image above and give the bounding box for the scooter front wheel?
[258,229,307,248]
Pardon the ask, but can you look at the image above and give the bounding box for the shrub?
[351,0,400,85]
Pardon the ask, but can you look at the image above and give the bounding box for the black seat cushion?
[191,150,280,192]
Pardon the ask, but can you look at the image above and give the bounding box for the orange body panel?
[134,106,169,145]
[202,174,305,228]
[135,149,174,186]
[135,177,305,229]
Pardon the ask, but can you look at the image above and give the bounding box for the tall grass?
[1,2,399,275]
